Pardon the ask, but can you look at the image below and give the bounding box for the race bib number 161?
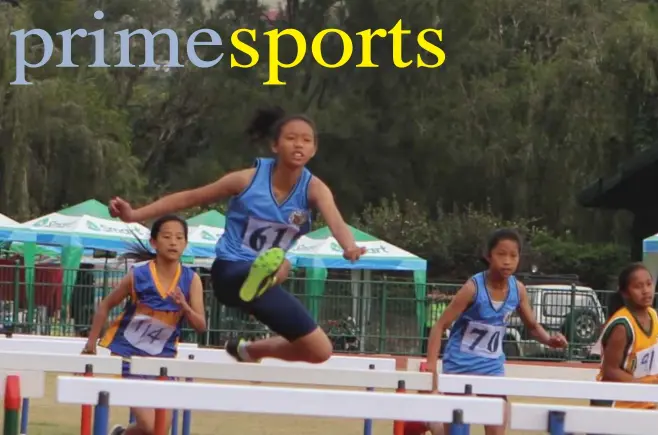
[242,217,298,253]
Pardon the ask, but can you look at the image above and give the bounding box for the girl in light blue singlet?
[426,229,568,435]
[109,107,365,366]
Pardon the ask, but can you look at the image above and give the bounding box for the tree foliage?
[0,0,650,281]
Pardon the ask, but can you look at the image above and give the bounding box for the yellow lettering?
[388,20,412,68]
[355,29,386,67]
[263,28,306,85]
[230,29,259,68]
[311,28,353,68]
[416,29,445,68]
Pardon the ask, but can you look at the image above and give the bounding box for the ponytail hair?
[120,214,188,263]
[122,237,157,263]
[245,106,317,143]
[246,106,286,141]
[606,292,625,321]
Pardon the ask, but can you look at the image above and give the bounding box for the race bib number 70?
[124,314,175,355]
[459,321,505,359]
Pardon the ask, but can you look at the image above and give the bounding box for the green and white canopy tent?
[186,210,226,228]
[18,200,152,315]
[288,225,428,342]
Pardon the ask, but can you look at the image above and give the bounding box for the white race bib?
[242,217,299,253]
[124,314,176,356]
[634,345,658,378]
[459,321,505,359]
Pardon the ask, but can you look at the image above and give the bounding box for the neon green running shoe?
[239,247,285,302]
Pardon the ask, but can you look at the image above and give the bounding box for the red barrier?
[79,364,93,435]
[153,369,168,435]
[4,375,21,435]
[392,380,407,435]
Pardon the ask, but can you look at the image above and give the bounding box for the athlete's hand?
[343,245,366,262]
[108,197,136,222]
[547,333,568,349]
[81,342,96,355]
[169,287,189,309]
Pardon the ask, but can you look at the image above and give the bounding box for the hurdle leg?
[363,363,374,435]
[80,364,93,435]
[547,410,566,435]
[392,380,406,435]
[4,375,21,435]
[181,354,194,435]
[19,398,29,435]
[92,391,110,435]
[170,409,179,435]
[448,409,468,435]
[153,368,168,435]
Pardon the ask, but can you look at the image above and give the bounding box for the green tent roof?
[306,225,379,242]
[187,210,225,227]
[58,199,114,219]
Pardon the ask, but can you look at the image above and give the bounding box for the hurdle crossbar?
[56,376,505,425]
[0,351,123,375]
[439,374,658,402]
[511,403,658,435]
[0,337,396,370]
[129,357,426,389]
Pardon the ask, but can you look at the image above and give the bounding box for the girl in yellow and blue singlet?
[83,215,206,435]
[593,263,658,411]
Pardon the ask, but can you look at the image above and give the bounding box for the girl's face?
[272,119,316,168]
[486,239,520,279]
[624,268,654,308]
[150,220,187,262]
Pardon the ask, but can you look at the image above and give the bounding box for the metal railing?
[0,263,616,360]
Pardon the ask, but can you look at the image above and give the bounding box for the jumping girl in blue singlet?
[109,107,365,364]
[82,215,207,435]
[426,229,567,435]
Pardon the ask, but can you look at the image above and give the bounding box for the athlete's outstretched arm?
[111,169,254,223]
[516,283,567,348]
[308,177,358,251]
[426,280,477,391]
[83,273,133,353]
[181,273,207,332]
[600,323,636,382]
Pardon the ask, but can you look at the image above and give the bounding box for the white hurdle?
[57,375,658,435]
[129,357,425,389]
[0,335,397,435]
[0,350,124,435]
[511,403,658,435]
[56,376,505,428]
[0,335,397,370]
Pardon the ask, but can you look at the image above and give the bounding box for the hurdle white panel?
[0,370,46,398]
[176,347,397,370]
[57,376,504,425]
[7,335,198,350]
[438,374,658,402]
[0,338,111,355]
[409,359,598,381]
[511,403,658,435]
[130,357,428,389]
[0,351,123,375]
